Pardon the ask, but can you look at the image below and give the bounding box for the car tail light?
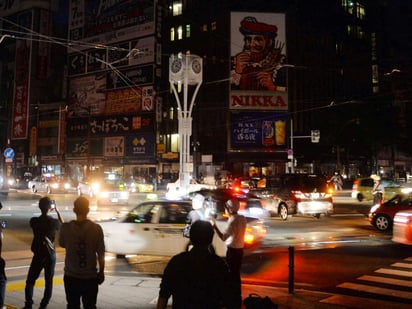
[244,227,255,245]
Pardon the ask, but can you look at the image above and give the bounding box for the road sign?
[3,147,15,159]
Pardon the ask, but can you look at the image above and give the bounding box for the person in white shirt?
[212,199,246,308]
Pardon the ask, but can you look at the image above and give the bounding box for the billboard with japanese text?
[230,111,288,151]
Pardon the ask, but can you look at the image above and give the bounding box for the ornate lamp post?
[169,53,203,194]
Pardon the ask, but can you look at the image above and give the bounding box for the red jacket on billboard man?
[233,16,285,91]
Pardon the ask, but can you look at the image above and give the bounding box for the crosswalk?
[321,257,412,308]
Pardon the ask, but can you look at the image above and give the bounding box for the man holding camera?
[23,197,64,309]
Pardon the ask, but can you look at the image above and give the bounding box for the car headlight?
[91,182,101,193]
[370,204,380,213]
[51,183,59,189]
[64,183,71,190]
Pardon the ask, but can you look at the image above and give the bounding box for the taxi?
[98,200,266,257]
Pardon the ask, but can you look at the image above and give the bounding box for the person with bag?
[59,196,105,309]
[23,197,64,309]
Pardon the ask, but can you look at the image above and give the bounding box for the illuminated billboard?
[230,12,287,111]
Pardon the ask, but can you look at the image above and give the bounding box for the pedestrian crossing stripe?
[358,275,412,288]
[320,294,409,309]
[323,256,412,306]
[336,282,412,300]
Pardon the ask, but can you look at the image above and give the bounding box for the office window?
[186,24,191,38]
[202,24,207,32]
[211,21,217,31]
[172,0,182,16]
[177,25,183,40]
[357,4,365,20]
[170,27,175,41]
[342,0,354,14]
[342,0,365,20]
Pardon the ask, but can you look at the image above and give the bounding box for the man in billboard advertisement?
[231,13,286,93]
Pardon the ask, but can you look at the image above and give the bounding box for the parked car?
[166,178,216,198]
[369,192,412,231]
[28,174,71,194]
[98,200,266,257]
[250,174,334,219]
[351,177,404,202]
[78,176,129,206]
[392,209,412,245]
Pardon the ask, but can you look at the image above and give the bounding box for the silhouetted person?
[157,221,231,308]
[24,197,64,309]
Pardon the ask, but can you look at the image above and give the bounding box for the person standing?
[372,175,385,205]
[157,220,231,309]
[0,202,6,309]
[23,197,64,309]
[213,199,247,308]
[59,196,105,309]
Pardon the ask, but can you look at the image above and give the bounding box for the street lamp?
[169,53,203,194]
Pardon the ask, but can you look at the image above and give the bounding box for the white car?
[166,179,216,198]
[98,200,266,257]
[392,209,412,245]
[28,174,71,194]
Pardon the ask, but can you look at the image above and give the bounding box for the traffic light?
[311,130,320,143]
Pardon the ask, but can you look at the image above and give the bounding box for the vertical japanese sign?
[11,11,32,140]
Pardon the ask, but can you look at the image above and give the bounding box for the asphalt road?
[1,190,412,307]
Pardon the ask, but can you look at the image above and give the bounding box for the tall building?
[0,0,68,181]
[163,0,382,179]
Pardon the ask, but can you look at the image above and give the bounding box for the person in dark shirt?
[23,197,64,309]
[157,220,231,309]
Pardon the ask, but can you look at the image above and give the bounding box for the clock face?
[191,59,202,74]
[171,59,183,73]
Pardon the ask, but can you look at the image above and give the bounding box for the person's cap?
[370,174,381,181]
[73,196,90,214]
[190,220,214,246]
[39,197,52,211]
[225,199,240,213]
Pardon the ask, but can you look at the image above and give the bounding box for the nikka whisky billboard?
[229,12,288,151]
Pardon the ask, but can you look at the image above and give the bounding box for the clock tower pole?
[169,52,203,195]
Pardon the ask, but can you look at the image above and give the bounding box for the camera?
[50,200,56,209]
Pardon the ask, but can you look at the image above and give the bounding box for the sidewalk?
[4,274,345,309]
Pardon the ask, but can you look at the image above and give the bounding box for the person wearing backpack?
[23,197,64,309]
